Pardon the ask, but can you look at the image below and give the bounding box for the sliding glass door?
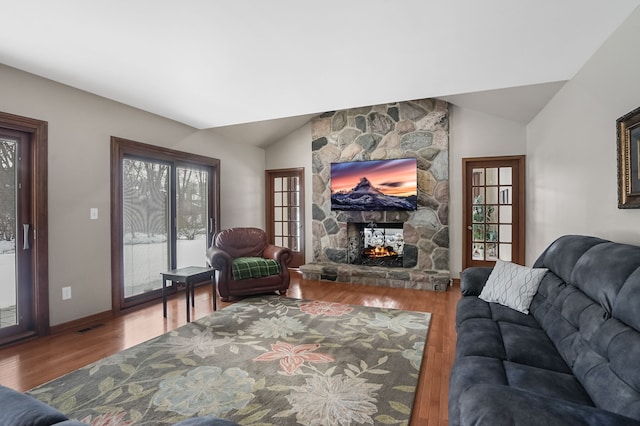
[122,158,170,298]
[0,113,48,346]
[176,166,210,269]
[0,134,20,329]
[0,119,48,345]
[112,137,220,311]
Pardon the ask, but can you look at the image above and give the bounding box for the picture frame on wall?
[617,106,640,208]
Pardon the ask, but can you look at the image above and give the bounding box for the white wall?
[0,64,265,326]
[179,129,268,231]
[448,106,526,276]
[527,7,640,262]
[265,123,313,262]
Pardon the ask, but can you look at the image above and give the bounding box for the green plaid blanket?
[231,257,281,280]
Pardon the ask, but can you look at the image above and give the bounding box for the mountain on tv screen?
[330,158,417,211]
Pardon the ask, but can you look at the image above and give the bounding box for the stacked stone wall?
[300,98,450,291]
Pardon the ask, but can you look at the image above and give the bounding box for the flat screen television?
[330,158,418,211]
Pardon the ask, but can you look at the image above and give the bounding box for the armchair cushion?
[232,257,281,280]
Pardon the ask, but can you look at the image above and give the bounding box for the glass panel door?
[0,127,36,342]
[0,137,17,327]
[176,166,209,269]
[122,158,170,298]
[463,156,524,269]
[471,166,513,262]
[266,168,305,267]
[0,115,48,345]
[273,176,301,251]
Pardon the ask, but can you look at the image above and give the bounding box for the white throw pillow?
[479,260,548,314]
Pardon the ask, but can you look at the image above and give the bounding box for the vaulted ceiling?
[2,1,639,146]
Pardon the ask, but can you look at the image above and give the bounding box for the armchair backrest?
[213,227,268,258]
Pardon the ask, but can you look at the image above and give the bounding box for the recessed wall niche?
[299,98,450,291]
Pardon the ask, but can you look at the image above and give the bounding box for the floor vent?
[77,323,105,333]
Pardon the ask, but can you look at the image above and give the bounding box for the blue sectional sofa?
[449,235,640,426]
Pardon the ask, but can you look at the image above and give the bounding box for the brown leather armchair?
[206,227,292,301]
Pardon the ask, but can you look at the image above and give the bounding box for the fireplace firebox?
[348,222,404,267]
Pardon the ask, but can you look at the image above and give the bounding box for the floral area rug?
[28,296,431,426]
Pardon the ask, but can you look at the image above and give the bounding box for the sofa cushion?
[455,318,506,359]
[533,235,607,281]
[459,384,640,426]
[456,296,541,330]
[455,296,492,326]
[573,318,640,419]
[503,361,592,406]
[614,267,640,331]
[500,322,571,373]
[450,358,600,426]
[479,260,547,314]
[571,242,640,316]
[448,356,508,426]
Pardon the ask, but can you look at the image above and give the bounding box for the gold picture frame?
[617,106,640,208]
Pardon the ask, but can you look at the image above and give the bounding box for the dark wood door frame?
[110,137,221,313]
[462,155,525,270]
[0,111,49,345]
[265,168,305,267]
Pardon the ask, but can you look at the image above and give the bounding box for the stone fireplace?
[299,98,450,291]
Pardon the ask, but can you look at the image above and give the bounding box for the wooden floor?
[0,270,460,426]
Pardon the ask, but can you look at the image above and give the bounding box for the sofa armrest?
[459,267,493,296]
[206,246,233,271]
[263,244,292,266]
[459,384,640,426]
[0,385,70,426]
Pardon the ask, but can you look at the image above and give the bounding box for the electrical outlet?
[62,286,72,300]
[90,208,99,220]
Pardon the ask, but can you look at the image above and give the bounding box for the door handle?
[23,224,30,250]
[467,226,473,231]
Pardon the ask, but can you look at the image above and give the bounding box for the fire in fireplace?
[348,221,404,267]
[363,245,398,258]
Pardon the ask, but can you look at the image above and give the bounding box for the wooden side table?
[161,266,216,322]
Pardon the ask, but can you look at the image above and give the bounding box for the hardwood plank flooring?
[0,270,460,425]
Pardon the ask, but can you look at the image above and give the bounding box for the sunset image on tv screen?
[330,158,417,211]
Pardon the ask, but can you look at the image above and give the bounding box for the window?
[111,137,220,311]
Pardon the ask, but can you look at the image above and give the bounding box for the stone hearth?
[300,98,450,291]
[300,263,450,291]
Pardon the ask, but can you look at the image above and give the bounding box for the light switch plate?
[90,208,98,220]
